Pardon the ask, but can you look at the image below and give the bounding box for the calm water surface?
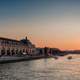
[0,54,80,80]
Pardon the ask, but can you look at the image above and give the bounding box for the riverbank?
[0,55,53,63]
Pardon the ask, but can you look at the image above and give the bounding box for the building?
[0,37,36,56]
[36,48,44,56]
[20,37,36,55]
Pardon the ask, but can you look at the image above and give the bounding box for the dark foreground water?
[0,54,80,80]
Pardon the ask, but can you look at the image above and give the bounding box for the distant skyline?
[1,0,80,50]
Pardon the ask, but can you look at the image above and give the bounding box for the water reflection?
[0,55,80,80]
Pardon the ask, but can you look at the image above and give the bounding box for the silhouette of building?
[44,47,50,56]
[0,36,36,56]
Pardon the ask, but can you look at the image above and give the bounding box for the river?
[0,54,80,80]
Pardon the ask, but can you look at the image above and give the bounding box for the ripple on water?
[0,57,80,80]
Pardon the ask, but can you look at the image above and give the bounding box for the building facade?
[0,37,36,56]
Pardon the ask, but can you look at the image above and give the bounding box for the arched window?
[23,49,25,52]
[11,49,15,55]
[7,49,10,56]
[16,49,18,54]
[26,49,28,53]
[1,48,5,56]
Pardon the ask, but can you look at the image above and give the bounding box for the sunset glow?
[0,0,80,50]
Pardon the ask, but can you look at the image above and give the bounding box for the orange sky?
[0,18,80,50]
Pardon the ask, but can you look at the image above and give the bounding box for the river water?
[0,54,80,80]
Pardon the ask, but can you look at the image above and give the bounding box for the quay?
[0,55,53,63]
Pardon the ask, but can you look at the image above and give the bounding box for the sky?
[0,0,80,50]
